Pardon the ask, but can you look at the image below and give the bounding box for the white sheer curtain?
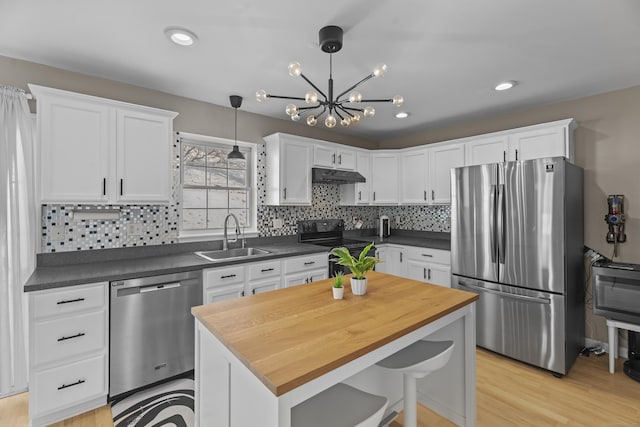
[0,86,37,397]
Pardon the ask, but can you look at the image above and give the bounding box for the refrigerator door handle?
[457,280,551,305]
[497,183,506,264]
[490,184,497,264]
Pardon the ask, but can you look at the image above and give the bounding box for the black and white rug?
[111,378,194,427]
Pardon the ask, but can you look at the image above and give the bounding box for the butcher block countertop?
[191,271,478,396]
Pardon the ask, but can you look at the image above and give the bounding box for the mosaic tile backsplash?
[41,142,450,252]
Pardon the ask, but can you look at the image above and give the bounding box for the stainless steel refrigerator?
[450,157,584,376]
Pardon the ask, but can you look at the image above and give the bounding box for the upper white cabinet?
[313,144,356,170]
[264,133,312,205]
[29,85,177,204]
[465,119,576,166]
[429,143,465,204]
[400,148,429,204]
[370,152,399,204]
[340,151,371,205]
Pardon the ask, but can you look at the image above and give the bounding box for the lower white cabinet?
[28,282,109,427]
[375,245,406,276]
[283,253,328,287]
[377,244,451,287]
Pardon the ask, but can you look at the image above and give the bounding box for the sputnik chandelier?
[256,25,403,128]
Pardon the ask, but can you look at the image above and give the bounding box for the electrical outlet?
[127,223,144,236]
[272,218,284,228]
[50,224,65,241]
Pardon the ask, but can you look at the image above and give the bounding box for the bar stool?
[376,340,454,427]
[291,383,388,427]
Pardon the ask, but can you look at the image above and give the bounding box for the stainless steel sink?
[195,247,271,262]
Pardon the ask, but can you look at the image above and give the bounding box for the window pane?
[229,190,247,208]
[182,209,207,230]
[183,145,207,165]
[207,167,228,187]
[206,147,228,168]
[207,209,228,229]
[229,209,247,226]
[208,190,228,208]
[228,169,246,187]
[228,157,246,170]
[183,166,206,186]
[183,189,207,208]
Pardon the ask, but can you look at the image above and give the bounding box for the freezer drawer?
[452,275,567,374]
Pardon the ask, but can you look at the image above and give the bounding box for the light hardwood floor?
[1,349,638,426]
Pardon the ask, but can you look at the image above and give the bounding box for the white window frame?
[177,132,257,242]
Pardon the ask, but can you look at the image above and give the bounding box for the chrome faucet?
[223,213,241,250]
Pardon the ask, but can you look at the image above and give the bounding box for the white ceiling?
[2,0,640,141]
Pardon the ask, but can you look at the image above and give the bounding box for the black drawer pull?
[220,274,236,279]
[421,254,433,257]
[57,332,85,342]
[57,298,85,305]
[58,379,85,390]
[260,268,274,272]
[304,261,315,265]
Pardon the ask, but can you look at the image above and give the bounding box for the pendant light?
[228,95,245,160]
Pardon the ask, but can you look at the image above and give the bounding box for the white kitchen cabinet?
[28,282,109,427]
[465,135,510,166]
[246,260,281,295]
[313,143,356,170]
[370,152,399,204]
[264,133,312,205]
[405,246,451,287]
[340,151,371,205]
[400,148,429,204]
[283,253,328,287]
[375,245,406,276]
[29,85,177,204]
[429,143,465,204]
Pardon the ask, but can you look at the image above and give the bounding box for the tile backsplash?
[41,142,451,252]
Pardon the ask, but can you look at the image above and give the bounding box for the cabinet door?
[406,260,451,287]
[336,148,356,170]
[375,247,390,273]
[400,149,429,204]
[247,279,279,295]
[465,135,509,166]
[308,269,328,283]
[116,108,172,203]
[371,153,399,204]
[376,246,405,276]
[407,260,430,282]
[39,96,110,203]
[509,126,566,161]
[281,140,312,204]
[313,144,336,168]
[205,284,244,303]
[355,152,371,204]
[284,273,310,288]
[429,144,465,204]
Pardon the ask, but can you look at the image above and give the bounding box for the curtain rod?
[0,84,33,99]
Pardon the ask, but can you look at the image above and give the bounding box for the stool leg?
[608,324,615,374]
[403,374,417,427]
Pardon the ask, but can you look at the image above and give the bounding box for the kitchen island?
[191,271,478,427]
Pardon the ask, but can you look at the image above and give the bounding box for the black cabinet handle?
[373,192,376,201]
[252,289,256,295]
[428,268,432,280]
[400,253,403,263]
[338,154,342,165]
[283,188,287,200]
[503,151,506,162]
[58,379,85,391]
[120,179,124,196]
[260,268,274,272]
[421,253,433,258]
[240,290,245,297]
[423,268,427,280]
[57,332,85,342]
[220,274,236,279]
[431,190,435,200]
[304,261,315,265]
[57,297,85,305]
[424,190,427,200]
[102,178,106,196]
[332,153,336,164]
[358,191,362,201]
[515,149,519,161]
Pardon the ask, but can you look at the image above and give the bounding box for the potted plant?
[330,242,381,295]
[332,272,345,299]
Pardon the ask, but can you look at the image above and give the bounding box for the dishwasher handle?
[139,283,181,293]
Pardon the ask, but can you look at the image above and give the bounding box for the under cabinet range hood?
[312,167,366,184]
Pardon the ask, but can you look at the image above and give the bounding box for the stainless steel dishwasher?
[109,270,202,398]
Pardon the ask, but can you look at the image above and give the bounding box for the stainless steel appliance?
[379,215,390,239]
[450,157,584,376]
[297,219,373,277]
[110,270,202,398]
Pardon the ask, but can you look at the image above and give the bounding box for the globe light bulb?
[305,91,318,104]
[256,90,268,102]
[325,115,337,128]
[373,63,387,77]
[291,113,300,122]
[307,115,317,126]
[288,62,302,77]
[363,106,375,118]
[340,117,351,127]
[285,104,298,116]
[392,95,404,106]
[351,113,361,123]
[349,91,362,103]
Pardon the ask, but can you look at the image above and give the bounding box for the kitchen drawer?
[283,253,327,274]
[247,260,281,281]
[31,354,106,416]
[32,282,107,319]
[203,265,245,288]
[406,246,450,265]
[33,310,106,367]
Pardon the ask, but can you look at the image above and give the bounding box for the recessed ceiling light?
[164,27,198,46]
[395,112,409,119]
[495,81,517,91]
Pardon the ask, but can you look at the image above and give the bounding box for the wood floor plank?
[2,348,638,426]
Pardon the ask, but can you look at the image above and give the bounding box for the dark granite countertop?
[25,231,450,292]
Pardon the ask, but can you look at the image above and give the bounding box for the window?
[179,133,254,236]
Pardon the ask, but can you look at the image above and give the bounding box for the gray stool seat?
[291,383,388,427]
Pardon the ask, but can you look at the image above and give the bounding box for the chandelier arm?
[340,106,365,112]
[359,98,394,103]
[299,73,328,100]
[335,73,375,101]
[334,109,345,120]
[266,94,306,101]
[297,105,323,111]
[336,105,353,117]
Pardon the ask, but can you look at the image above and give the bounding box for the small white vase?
[332,287,344,299]
[350,277,368,296]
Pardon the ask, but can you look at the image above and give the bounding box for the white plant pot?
[350,277,368,296]
[332,287,344,299]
